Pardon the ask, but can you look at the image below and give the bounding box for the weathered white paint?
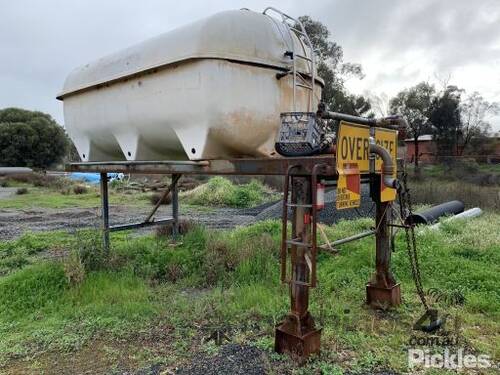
[58,9,322,161]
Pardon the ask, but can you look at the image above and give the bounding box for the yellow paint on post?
[374,128,398,202]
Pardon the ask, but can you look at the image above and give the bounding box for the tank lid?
[58,9,319,99]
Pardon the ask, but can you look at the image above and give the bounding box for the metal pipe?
[144,174,181,223]
[407,200,465,225]
[109,217,174,232]
[428,207,483,230]
[319,229,376,250]
[316,104,408,130]
[369,142,398,189]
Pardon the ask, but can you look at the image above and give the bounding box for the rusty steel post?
[100,172,110,253]
[366,199,401,307]
[275,176,321,360]
[171,173,180,239]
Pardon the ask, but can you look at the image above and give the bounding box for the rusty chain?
[397,171,429,312]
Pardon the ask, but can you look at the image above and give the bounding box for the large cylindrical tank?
[58,9,323,161]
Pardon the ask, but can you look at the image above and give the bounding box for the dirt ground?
[0,204,264,241]
[0,186,375,241]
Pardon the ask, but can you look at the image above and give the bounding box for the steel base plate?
[366,283,401,308]
[275,312,321,360]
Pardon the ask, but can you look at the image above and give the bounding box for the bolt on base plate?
[366,283,401,308]
[275,312,321,361]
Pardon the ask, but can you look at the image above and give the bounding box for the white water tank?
[58,9,322,161]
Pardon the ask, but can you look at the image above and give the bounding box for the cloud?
[1,0,499,130]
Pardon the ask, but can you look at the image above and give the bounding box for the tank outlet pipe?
[316,103,408,130]
[406,200,465,226]
[369,140,399,189]
[427,207,483,230]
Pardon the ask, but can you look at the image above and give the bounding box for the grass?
[409,179,500,210]
[0,213,499,373]
[408,162,500,210]
[0,186,151,209]
[0,175,274,210]
[180,176,278,208]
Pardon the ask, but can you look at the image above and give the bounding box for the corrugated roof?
[404,134,434,142]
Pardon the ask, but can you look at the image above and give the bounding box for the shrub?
[181,177,273,208]
[155,219,195,238]
[0,179,9,187]
[72,230,108,272]
[63,250,85,286]
[149,191,172,205]
[73,185,88,195]
[409,180,500,211]
[16,187,28,195]
[0,108,69,169]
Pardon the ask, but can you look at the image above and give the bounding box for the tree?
[428,86,463,158]
[298,16,371,117]
[389,82,435,172]
[459,92,499,155]
[0,108,69,169]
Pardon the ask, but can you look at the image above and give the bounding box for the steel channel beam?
[66,156,340,177]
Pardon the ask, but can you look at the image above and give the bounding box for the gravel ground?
[176,344,269,375]
[0,186,375,240]
[256,185,374,224]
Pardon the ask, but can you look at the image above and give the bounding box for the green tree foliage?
[428,86,463,158]
[389,82,435,170]
[298,16,371,116]
[459,92,499,155]
[0,108,69,169]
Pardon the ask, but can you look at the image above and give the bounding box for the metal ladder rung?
[286,239,312,248]
[286,203,312,208]
[296,54,312,62]
[288,280,311,286]
[290,27,306,36]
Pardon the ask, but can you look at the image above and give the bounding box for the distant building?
[404,134,500,164]
[404,135,436,163]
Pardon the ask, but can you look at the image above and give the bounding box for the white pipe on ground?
[428,208,483,230]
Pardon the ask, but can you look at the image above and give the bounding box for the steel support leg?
[275,176,321,360]
[100,172,110,253]
[366,200,401,307]
[172,173,180,239]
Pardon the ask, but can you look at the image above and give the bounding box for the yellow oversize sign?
[336,121,370,209]
[336,121,370,173]
[336,121,399,205]
[374,128,398,202]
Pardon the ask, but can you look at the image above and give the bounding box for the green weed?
[180,177,277,208]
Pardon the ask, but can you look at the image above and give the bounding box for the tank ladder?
[263,7,316,112]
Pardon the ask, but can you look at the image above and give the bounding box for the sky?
[1,0,499,131]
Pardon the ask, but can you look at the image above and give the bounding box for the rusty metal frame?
[97,172,179,252]
[69,156,385,361]
[67,156,341,176]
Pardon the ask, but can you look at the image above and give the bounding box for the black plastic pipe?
[406,200,465,225]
